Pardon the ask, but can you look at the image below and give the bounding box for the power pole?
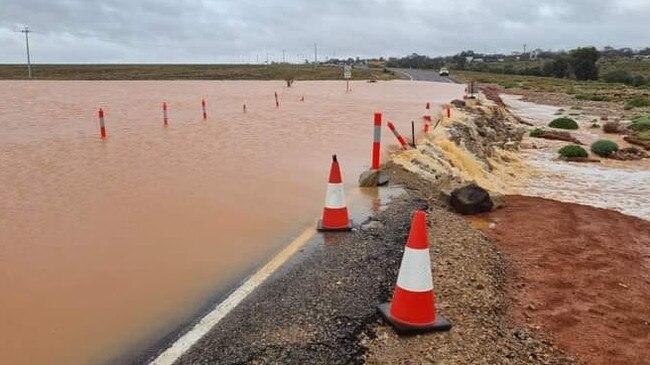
[20,26,32,78]
[314,43,318,64]
[523,43,527,56]
[282,49,286,63]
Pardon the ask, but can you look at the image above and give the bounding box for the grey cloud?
[0,0,648,63]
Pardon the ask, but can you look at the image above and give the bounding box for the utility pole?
[314,43,318,64]
[20,26,32,78]
[282,49,286,63]
[523,43,527,56]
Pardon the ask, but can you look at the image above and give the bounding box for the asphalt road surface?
[390,68,455,83]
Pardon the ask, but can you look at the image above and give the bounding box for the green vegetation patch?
[624,97,650,110]
[529,128,545,137]
[591,140,619,157]
[559,145,589,158]
[549,117,579,130]
[629,116,650,132]
[638,131,650,141]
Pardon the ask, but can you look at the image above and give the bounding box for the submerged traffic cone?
[317,154,352,232]
[378,210,451,334]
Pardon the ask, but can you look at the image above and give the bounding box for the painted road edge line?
[148,226,317,365]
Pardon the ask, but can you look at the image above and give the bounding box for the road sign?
[343,65,352,79]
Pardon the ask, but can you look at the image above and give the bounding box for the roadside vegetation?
[559,145,588,158]
[0,64,395,81]
[591,140,620,157]
[549,117,579,130]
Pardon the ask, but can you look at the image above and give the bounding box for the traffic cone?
[317,154,352,232]
[378,210,451,334]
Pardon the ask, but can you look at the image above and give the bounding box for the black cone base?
[377,302,452,335]
[317,219,353,232]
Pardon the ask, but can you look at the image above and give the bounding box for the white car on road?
[439,68,450,76]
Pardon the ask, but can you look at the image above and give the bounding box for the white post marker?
[344,65,352,92]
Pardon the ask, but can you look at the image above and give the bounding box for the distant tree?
[542,57,570,78]
[570,47,600,80]
[452,54,467,70]
[639,48,650,56]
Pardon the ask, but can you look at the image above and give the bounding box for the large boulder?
[450,184,494,215]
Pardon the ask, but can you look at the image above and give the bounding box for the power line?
[19,26,32,78]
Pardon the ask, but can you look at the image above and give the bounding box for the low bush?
[629,116,650,132]
[603,69,632,84]
[591,140,619,157]
[624,97,650,110]
[639,131,650,141]
[499,81,518,89]
[590,123,600,129]
[559,145,588,158]
[602,121,621,133]
[549,117,579,130]
[529,128,545,137]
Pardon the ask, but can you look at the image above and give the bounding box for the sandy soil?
[475,195,650,365]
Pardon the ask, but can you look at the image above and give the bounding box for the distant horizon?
[1,44,650,66]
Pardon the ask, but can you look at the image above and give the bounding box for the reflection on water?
[502,94,650,220]
[0,80,463,365]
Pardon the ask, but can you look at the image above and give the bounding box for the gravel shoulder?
[173,187,429,364]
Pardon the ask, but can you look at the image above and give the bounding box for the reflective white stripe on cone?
[318,154,352,231]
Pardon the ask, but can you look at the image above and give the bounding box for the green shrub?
[529,128,545,137]
[590,123,600,129]
[549,117,579,130]
[591,140,619,157]
[624,97,650,110]
[629,116,650,132]
[639,131,650,141]
[559,145,588,158]
[603,70,632,84]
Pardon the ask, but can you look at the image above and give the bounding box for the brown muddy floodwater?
[0,80,463,365]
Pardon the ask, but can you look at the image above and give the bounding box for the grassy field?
[464,58,650,79]
[0,64,395,81]
[454,70,650,104]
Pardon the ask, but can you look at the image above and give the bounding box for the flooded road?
[502,94,650,220]
[0,80,463,365]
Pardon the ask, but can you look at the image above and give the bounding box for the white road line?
[148,226,317,365]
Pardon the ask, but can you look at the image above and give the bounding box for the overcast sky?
[1,0,649,64]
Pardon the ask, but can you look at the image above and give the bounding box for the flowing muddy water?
[0,80,463,365]
[502,94,650,220]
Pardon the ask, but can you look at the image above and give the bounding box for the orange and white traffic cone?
[317,154,352,232]
[378,210,451,334]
